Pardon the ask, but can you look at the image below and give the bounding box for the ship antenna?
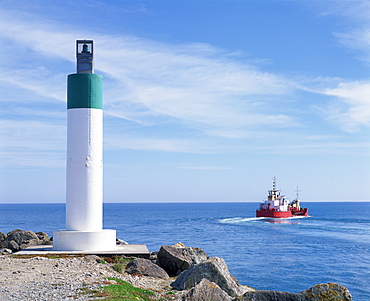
[295,186,300,200]
[271,176,280,198]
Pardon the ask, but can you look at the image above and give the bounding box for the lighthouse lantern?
[76,40,94,74]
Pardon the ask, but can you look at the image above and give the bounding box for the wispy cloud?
[0,119,65,168]
[334,28,370,63]
[0,6,299,150]
[98,36,297,136]
[178,165,231,171]
[320,81,370,132]
[1,2,369,170]
[0,68,66,103]
[321,1,370,62]
[104,134,214,154]
[297,2,370,134]
[0,120,64,150]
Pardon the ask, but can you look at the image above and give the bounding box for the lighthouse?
[53,40,116,251]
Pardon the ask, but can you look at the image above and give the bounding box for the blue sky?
[1,0,370,203]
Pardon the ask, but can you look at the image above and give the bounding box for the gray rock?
[8,240,20,252]
[235,290,302,301]
[158,245,209,276]
[35,232,52,245]
[0,248,12,255]
[4,229,45,252]
[0,232,6,239]
[126,258,169,279]
[6,229,40,245]
[0,232,7,248]
[84,255,102,263]
[20,238,41,250]
[301,283,352,301]
[116,238,129,245]
[171,256,253,297]
[180,278,232,301]
[235,283,352,301]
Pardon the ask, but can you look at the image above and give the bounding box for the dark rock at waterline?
[35,232,52,244]
[0,232,9,248]
[125,258,169,279]
[8,240,21,252]
[235,290,308,301]
[235,283,352,301]
[0,248,12,255]
[116,238,129,245]
[0,232,6,243]
[180,278,232,301]
[302,283,352,301]
[0,229,52,252]
[171,256,253,297]
[157,244,209,276]
[1,229,39,252]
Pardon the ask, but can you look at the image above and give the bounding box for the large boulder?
[180,278,232,301]
[171,256,253,297]
[301,283,352,301]
[5,229,40,252]
[158,244,209,276]
[235,283,352,301]
[0,232,7,248]
[235,290,303,301]
[8,240,21,252]
[0,248,12,255]
[6,229,39,244]
[116,238,129,245]
[125,258,169,279]
[0,232,6,239]
[35,232,52,245]
[1,229,52,252]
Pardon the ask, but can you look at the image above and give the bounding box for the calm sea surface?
[1,202,369,300]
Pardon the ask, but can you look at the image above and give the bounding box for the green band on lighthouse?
[67,74,103,109]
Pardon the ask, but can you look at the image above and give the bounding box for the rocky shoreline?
[0,229,353,301]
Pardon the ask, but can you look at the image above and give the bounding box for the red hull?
[256,208,308,218]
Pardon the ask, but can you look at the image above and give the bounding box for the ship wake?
[219,215,309,225]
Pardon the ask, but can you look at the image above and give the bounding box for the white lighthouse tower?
[53,40,116,251]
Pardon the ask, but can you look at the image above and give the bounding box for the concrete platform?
[16,244,150,258]
[53,229,117,251]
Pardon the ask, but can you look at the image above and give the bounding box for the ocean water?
[0,202,369,300]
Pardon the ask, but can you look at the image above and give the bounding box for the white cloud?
[104,133,215,154]
[334,29,370,61]
[0,120,66,168]
[318,1,370,63]
[0,151,65,168]
[1,2,369,168]
[321,81,370,132]
[0,120,65,151]
[0,68,66,103]
[0,7,295,136]
[0,6,305,169]
[178,165,231,171]
[98,38,298,139]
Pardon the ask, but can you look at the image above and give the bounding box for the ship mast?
[292,186,301,209]
[295,186,300,201]
[268,176,280,201]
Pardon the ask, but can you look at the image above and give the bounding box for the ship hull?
[256,208,308,218]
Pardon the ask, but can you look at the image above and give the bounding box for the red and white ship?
[256,177,308,218]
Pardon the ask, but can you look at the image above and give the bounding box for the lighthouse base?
[53,229,116,251]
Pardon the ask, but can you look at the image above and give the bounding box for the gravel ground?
[0,255,176,301]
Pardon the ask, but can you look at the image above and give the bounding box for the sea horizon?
[2,200,369,204]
